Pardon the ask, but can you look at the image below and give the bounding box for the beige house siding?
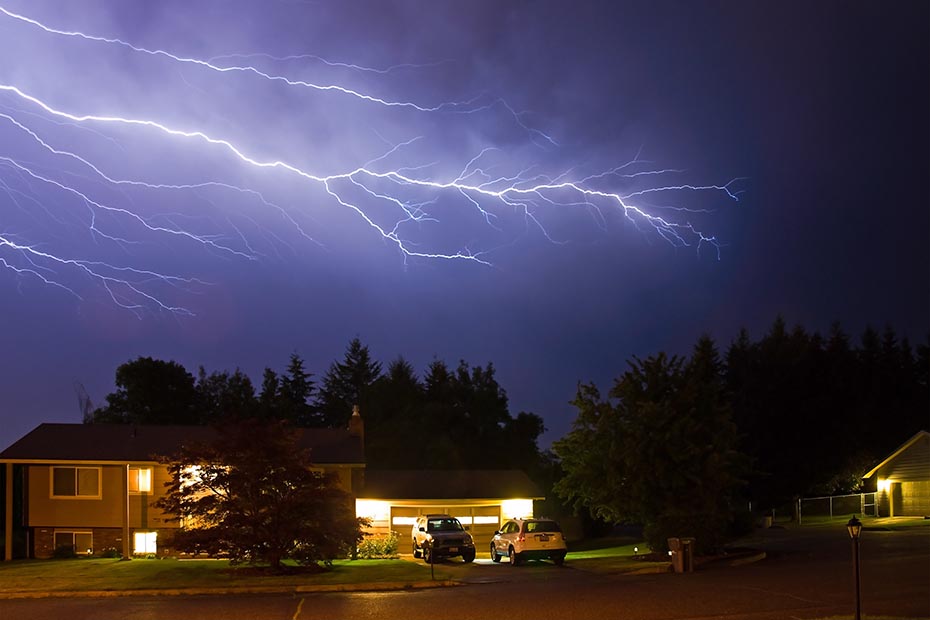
[27,463,176,529]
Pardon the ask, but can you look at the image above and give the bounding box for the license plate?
[538,535,549,542]
[448,547,458,553]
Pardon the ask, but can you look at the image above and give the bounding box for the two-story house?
[1,422,365,560]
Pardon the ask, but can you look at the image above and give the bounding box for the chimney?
[347,404,364,441]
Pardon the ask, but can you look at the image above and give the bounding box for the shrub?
[98,547,121,558]
[53,544,78,559]
[356,532,399,559]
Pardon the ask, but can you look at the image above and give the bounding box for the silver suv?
[411,514,476,563]
[490,518,567,565]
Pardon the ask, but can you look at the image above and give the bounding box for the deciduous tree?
[156,419,366,569]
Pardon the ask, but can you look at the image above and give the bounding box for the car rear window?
[525,520,561,533]
[427,518,463,532]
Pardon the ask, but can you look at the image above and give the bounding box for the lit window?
[51,467,100,498]
[55,531,93,554]
[129,467,153,494]
[473,515,500,525]
[134,531,157,554]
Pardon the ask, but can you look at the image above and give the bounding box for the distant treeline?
[724,317,927,508]
[86,338,546,473]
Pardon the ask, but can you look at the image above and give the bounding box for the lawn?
[565,538,669,574]
[0,558,451,594]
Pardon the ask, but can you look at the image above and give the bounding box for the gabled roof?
[360,469,542,500]
[862,430,930,479]
[0,423,364,465]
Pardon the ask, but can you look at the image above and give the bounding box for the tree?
[317,338,382,428]
[554,342,745,554]
[365,357,425,468]
[278,354,317,426]
[156,419,366,569]
[91,357,198,425]
[195,367,258,423]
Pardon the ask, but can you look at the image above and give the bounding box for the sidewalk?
[0,578,460,600]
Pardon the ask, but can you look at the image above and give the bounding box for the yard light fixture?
[846,515,862,620]
[846,515,862,540]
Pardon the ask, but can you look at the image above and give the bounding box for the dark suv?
[412,514,476,563]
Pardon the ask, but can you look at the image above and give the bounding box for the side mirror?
[418,527,426,533]
[494,530,501,536]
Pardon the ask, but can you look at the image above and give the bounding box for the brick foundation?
[31,527,175,558]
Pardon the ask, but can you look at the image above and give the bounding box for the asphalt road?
[1,525,927,620]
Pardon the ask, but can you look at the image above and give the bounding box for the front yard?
[0,558,450,594]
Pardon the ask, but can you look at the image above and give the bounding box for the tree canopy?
[553,338,745,553]
[91,357,199,424]
[155,419,366,569]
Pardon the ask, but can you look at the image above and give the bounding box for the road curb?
[0,580,460,600]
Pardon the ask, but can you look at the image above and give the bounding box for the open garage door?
[390,504,501,552]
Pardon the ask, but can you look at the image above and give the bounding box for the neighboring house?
[0,422,364,560]
[862,430,930,518]
[355,469,543,550]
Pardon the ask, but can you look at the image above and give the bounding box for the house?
[0,422,364,560]
[355,469,543,550]
[862,430,930,518]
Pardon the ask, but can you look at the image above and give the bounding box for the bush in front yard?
[52,544,78,559]
[356,532,399,559]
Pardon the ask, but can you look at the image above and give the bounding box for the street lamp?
[847,515,862,620]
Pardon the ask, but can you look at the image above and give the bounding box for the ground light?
[847,515,862,620]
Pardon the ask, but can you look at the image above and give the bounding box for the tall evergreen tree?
[317,338,382,428]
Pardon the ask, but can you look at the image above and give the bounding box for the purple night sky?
[1,1,927,451]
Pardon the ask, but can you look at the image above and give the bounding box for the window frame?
[54,530,94,555]
[50,466,102,499]
[128,466,154,495]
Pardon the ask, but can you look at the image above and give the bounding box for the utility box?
[668,537,695,573]
[680,537,695,572]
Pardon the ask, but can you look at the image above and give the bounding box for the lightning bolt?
[0,5,740,318]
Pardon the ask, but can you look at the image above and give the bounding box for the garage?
[356,470,542,551]
[863,431,930,518]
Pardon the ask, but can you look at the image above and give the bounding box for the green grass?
[0,558,451,594]
[565,538,668,574]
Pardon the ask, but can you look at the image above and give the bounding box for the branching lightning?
[0,4,740,317]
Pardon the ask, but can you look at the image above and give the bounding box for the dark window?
[51,467,100,497]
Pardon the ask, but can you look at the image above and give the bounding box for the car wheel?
[462,549,475,563]
[412,541,421,558]
[490,543,501,563]
[423,545,432,564]
[508,546,521,566]
[553,554,565,566]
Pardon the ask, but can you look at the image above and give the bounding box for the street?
[1,526,927,619]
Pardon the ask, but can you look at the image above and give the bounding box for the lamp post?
[847,515,862,620]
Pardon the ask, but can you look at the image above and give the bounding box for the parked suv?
[411,514,476,563]
[490,518,567,566]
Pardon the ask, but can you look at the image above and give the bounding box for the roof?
[0,423,364,464]
[360,469,543,500]
[862,430,930,480]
